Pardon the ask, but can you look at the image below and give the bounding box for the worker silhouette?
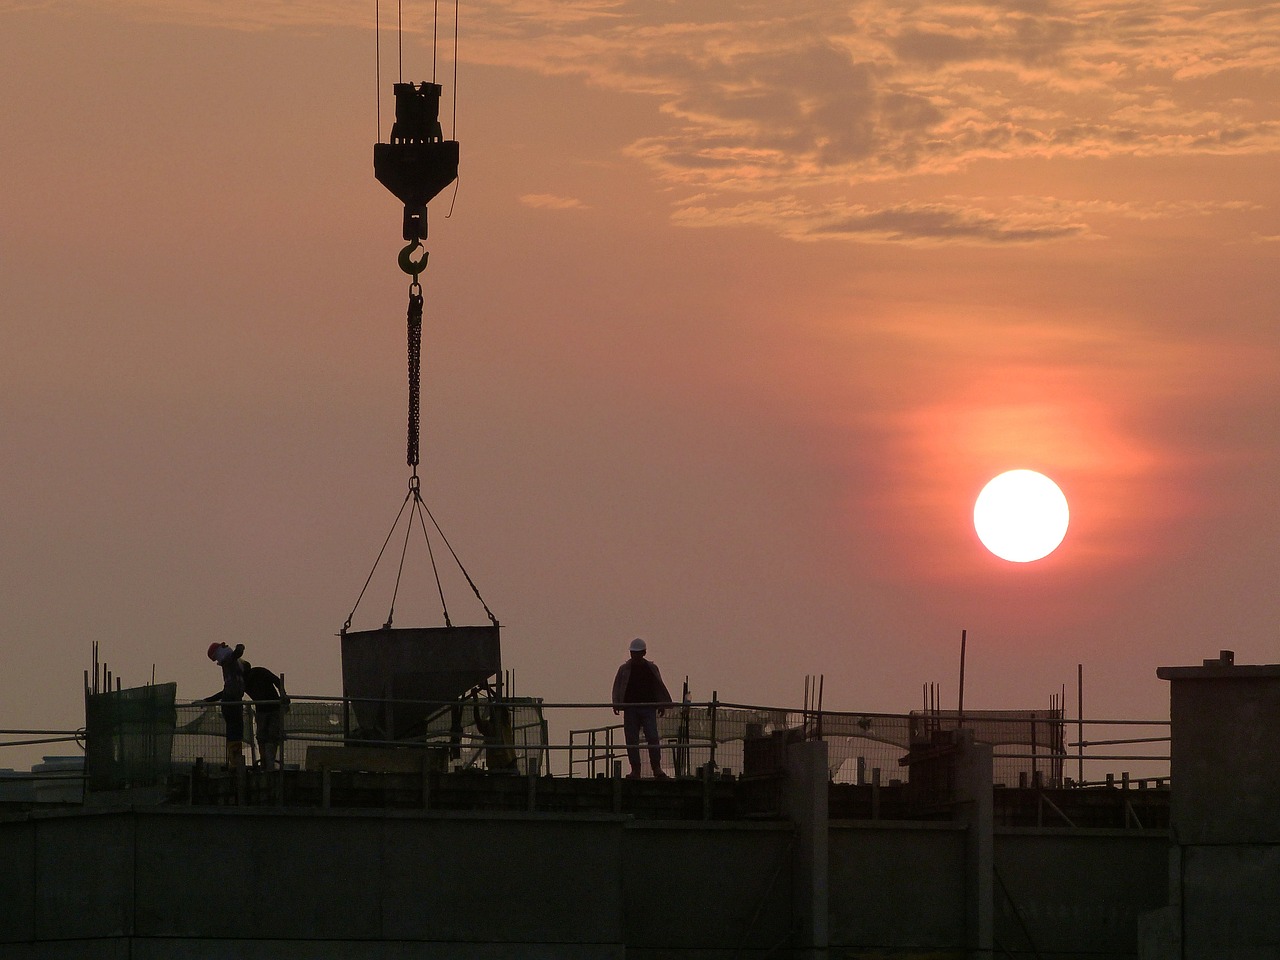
[240,660,290,772]
[471,682,518,773]
[612,637,673,779]
[204,642,246,768]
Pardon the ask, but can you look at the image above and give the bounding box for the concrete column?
[954,729,994,960]
[1154,654,1280,959]
[785,738,829,956]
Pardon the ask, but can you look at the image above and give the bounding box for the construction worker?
[204,642,246,768]
[240,660,290,772]
[611,637,673,779]
[472,682,518,773]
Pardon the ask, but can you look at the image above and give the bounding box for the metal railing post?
[709,691,718,772]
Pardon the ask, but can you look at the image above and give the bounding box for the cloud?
[461,0,1280,242]
[44,0,368,31]
[670,194,1254,245]
[672,196,1089,244]
[519,193,587,209]
[58,0,1280,241]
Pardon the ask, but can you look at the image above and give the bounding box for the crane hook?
[398,239,429,278]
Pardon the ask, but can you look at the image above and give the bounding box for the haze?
[2,0,1278,766]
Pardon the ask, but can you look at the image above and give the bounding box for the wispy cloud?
[463,0,1280,240]
[673,198,1089,244]
[519,193,587,210]
[41,0,369,31]
[53,0,1280,242]
[671,195,1254,244]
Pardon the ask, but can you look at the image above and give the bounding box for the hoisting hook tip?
[398,240,429,278]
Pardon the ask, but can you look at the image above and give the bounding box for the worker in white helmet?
[611,637,673,779]
[203,641,247,768]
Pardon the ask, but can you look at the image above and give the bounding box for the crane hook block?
[398,240,429,277]
[374,82,460,242]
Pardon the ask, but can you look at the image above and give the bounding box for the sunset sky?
[2,0,1278,767]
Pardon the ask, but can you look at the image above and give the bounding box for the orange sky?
[2,0,1278,766]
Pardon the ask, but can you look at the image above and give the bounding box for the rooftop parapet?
[1158,650,1280,845]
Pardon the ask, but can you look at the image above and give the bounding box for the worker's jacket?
[612,658,673,708]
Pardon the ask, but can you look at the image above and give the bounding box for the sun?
[973,469,1070,563]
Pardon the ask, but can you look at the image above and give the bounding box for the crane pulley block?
[374,82,459,241]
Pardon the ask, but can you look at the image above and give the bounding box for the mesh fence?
[172,700,348,769]
[571,706,1076,785]
[169,698,548,776]
[85,686,1159,789]
[84,683,177,790]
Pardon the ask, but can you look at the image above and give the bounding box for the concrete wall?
[0,804,1171,959]
[2,807,628,959]
[995,829,1169,959]
[828,823,1169,960]
[1162,666,1280,845]
[1151,658,1280,959]
[1181,844,1280,958]
[829,821,966,952]
[622,821,793,957]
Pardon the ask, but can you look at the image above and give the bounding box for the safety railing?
[0,730,88,802]
[6,697,1171,791]
[168,697,732,780]
[166,695,554,777]
[567,701,1171,788]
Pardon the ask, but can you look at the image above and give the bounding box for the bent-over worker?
[241,660,290,772]
[204,642,246,768]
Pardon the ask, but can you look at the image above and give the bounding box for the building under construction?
[1,649,1277,958]
[4,4,1277,957]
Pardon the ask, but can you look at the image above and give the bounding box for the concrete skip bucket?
[340,625,501,741]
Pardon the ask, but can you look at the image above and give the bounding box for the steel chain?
[407,282,424,468]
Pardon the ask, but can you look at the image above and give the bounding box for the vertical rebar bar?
[1077,663,1084,785]
[710,691,718,771]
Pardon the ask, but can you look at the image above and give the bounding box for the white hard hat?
[629,637,647,653]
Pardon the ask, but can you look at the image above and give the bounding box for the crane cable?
[344,0,494,634]
[342,252,497,632]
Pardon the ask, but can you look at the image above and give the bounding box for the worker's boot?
[649,747,668,779]
[226,740,244,770]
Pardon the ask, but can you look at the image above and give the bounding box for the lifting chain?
[399,238,428,472]
[406,280,423,470]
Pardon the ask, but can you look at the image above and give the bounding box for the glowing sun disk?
[974,469,1069,563]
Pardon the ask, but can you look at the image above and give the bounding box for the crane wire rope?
[343,491,413,633]
[375,0,381,140]
[421,496,498,625]
[452,0,459,137]
[384,479,451,629]
[445,0,460,218]
[346,0,493,634]
[385,491,417,625]
[377,0,455,135]
[412,493,452,625]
